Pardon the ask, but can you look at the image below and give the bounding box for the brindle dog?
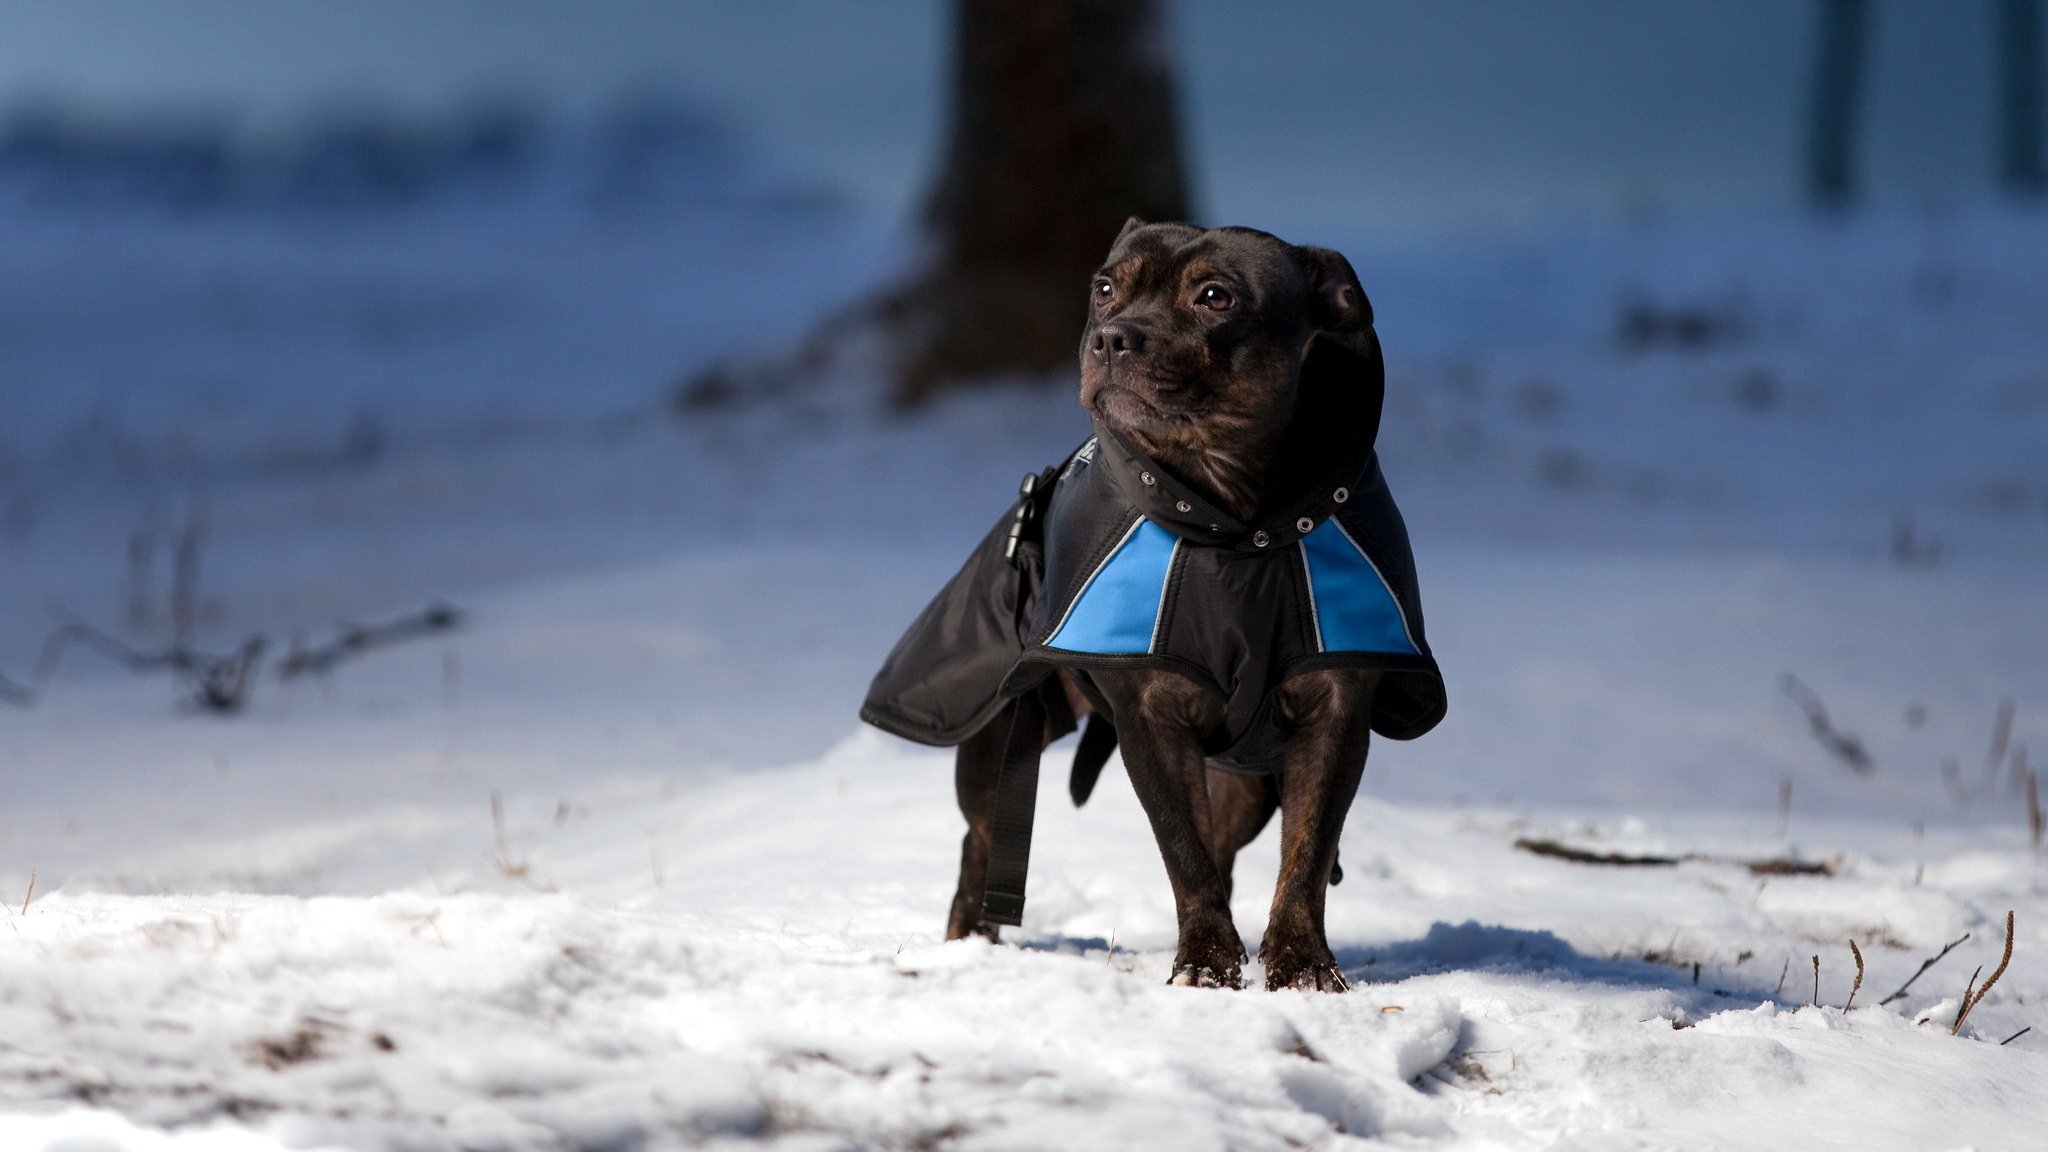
[948,219,1382,993]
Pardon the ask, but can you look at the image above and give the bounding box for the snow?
[4,172,2048,1147]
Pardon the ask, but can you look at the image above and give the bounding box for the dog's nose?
[1090,323,1145,359]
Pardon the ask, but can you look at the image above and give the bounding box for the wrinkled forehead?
[1099,224,1301,289]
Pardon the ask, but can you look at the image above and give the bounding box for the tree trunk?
[2000,0,2045,197]
[1807,0,1869,212]
[894,0,1193,406]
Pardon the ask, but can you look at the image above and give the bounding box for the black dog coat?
[862,336,1446,772]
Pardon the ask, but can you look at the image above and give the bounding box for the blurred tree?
[895,0,1192,405]
[678,0,1192,411]
[1807,0,1869,211]
[1999,0,2044,196]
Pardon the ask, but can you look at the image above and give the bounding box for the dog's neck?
[1116,355,1357,525]
[1156,438,1272,524]
[1122,417,1292,525]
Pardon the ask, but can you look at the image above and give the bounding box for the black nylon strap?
[980,689,1047,927]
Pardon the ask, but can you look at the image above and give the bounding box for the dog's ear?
[1294,245,1373,333]
[1114,215,1148,246]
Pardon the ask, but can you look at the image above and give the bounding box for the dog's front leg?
[1261,669,1379,992]
[1093,668,1245,988]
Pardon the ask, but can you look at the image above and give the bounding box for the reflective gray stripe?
[1297,541,1327,653]
[1147,538,1183,654]
[1043,515,1145,646]
[1331,518,1421,653]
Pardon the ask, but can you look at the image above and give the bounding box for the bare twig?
[1953,911,2016,1036]
[1745,856,1838,876]
[2002,1027,2032,1046]
[1778,674,1874,774]
[276,604,463,681]
[1880,932,1971,1005]
[1810,955,1821,1007]
[16,599,456,714]
[1844,939,1865,1010]
[1515,839,1681,867]
[1775,956,1791,998]
[38,606,265,713]
[1513,837,1836,876]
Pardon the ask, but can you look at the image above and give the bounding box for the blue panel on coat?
[1045,519,1178,654]
[1300,520,1418,655]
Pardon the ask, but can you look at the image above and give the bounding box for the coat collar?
[1089,332,1386,553]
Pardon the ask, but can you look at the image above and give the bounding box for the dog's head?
[1077,219,1372,458]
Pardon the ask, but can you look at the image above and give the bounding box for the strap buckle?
[1003,471,1041,561]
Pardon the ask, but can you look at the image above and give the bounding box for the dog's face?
[1077,220,1371,455]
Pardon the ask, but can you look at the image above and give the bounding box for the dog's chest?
[1025,439,1422,769]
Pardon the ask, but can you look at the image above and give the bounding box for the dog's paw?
[1264,958,1349,993]
[1260,934,1350,993]
[1169,962,1244,990]
[1167,923,1247,989]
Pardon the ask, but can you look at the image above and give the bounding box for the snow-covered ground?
[3,182,2047,1149]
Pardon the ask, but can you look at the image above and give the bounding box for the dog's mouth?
[1086,373,1210,432]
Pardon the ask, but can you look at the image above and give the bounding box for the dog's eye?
[1195,284,1236,311]
[1092,279,1116,305]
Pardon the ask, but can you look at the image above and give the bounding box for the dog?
[863,219,1446,991]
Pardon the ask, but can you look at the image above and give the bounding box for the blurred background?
[0,0,2030,223]
[6,7,2048,1139]
[0,0,2044,880]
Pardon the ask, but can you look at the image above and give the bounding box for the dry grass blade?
[2002,1027,2032,1046]
[1879,932,1970,1005]
[19,871,34,915]
[1844,939,1865,1010]
[1942,756,1969,806]
[1775,955,1791,998]
[2028,770,2043,853]
[1984,700,2016,793]
[1953,911,2016,1036]
[490,792,530,881]
[1954,966,1983,1030]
